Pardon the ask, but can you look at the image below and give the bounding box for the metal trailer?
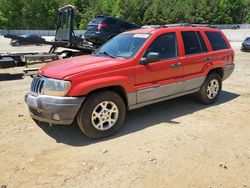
[0,5,97,72]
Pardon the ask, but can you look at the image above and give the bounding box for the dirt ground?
[0,36,250,188]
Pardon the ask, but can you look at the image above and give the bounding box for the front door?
[135,32,184,103]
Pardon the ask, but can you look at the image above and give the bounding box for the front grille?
[29,107,45,118]
[30,76,44,94]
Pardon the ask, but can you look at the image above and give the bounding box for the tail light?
[98,23,107,30]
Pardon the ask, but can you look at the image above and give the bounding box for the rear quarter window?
[205,31,229,51]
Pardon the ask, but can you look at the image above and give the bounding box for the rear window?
[86,25,98,31]
[181,31,208,55]
[89,17,104,24]
[205,31,228,51]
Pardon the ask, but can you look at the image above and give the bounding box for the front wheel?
[196,73,222,104]
[77,91,126,139]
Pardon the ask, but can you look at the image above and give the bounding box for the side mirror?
[140,52,160,65]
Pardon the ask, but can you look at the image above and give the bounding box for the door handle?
[204,56,212,61]
[171,62,182,68]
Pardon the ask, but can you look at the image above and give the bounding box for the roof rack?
[141,23,217,29]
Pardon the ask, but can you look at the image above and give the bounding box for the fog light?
[52,113,60,121]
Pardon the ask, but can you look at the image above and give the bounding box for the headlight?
[42,78,71,97]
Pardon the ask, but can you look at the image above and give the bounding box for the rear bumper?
[223,64,235,81]
[25,92,85,125]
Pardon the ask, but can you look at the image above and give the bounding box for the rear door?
[181,30,209,77]
[180,30,211,91]
[135,32,184,103]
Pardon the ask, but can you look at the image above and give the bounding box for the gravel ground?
[0,36,250,188]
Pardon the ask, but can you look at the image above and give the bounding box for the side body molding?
[127,76,206,110]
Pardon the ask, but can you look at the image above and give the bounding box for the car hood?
[39,55,128,79]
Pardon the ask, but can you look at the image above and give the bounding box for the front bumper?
[223,64,235,81]
[25,92,85,125]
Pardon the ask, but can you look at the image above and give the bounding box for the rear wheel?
[77,91,126,139]
[196,73,222,104]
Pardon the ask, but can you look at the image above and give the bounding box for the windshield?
[94,33,150,59]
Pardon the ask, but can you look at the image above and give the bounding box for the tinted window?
[103,18,118,25]
[144,32,178,60]
[205,31,228,51]
[197,32,208,52]
[121,22,132,29]
[181,31,206,55]
[122,22,139,29]
[129,23,139,29]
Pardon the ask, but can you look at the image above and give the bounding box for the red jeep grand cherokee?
[25,24,235,139]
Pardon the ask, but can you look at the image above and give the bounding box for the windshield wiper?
[98,51,116,58]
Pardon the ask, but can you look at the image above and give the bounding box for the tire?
[77,90,126,139]
[196,73,222,104]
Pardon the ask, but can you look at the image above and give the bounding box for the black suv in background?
[84,16,140,45]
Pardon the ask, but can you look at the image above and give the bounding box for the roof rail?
[190,24,217,28]
[141,23,217,29]
[141,25,162,29]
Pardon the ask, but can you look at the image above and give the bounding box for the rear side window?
[144,32,178,60]
[181,31,207,55]
[121,22,134,30]
[103,18,118,25]
[205,31,228,51]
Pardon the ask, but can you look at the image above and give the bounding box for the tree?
[0,0,24,29]
[21,0,59,29]
[0,0,250,30]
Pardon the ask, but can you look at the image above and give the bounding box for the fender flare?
[68,76,131,96]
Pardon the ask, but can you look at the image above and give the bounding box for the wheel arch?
[86,85,129,110]
[207,67,224,79]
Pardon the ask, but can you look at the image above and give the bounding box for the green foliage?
[0,0,249,29]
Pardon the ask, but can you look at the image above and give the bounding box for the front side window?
[94,33,150,59]
[143,32,178,61]
[205,31,229,51]
[181,31,207,55]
